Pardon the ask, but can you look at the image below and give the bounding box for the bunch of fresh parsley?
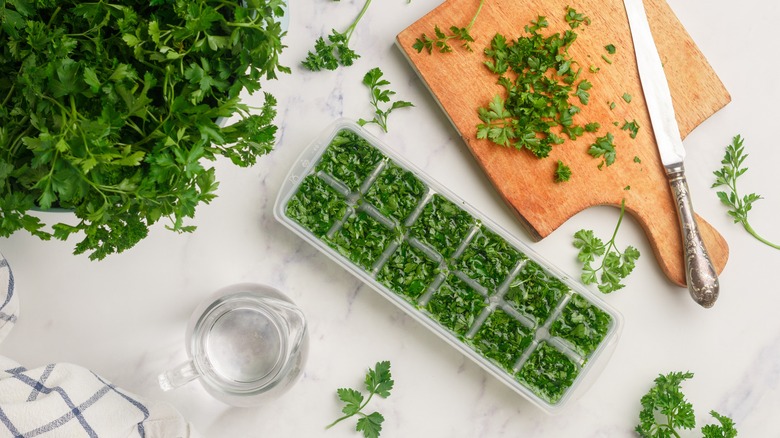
[0,0,288,259]
[637,371,737,437]
[327,361,394,438]
[712,135,779,250]
[573,199,640,293]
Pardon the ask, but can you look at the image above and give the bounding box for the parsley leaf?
[588,132,618,168]
[622,119,640,139]
[302,0,372,71]
[413,0,485,54]
[554,160,572,183]
[327,361,394,438]
[573,199,640,293]
[712,135,779,249]
[357,67,414,133]
[636,371,738,438]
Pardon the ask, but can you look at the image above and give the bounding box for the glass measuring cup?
[158,283,308,407]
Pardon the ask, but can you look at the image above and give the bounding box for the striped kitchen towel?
[0,253,198,438]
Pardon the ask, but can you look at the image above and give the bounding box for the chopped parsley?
[555,160,572,183]
[426,275,487,336]
[454,227,525,292]
[286,175,348,237]
[622,119,640,139]
[588,132,617,168]
[504,261,569,326]
[316,130,384,192]
[550,294,612,356]
[377,241,439,302]
[517,342,580,404]
[472,308,533,372]
[329,211,396,271]
[410,194,474,258]
[364,162,426,223]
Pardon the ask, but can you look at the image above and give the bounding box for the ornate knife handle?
[665,164,720,308]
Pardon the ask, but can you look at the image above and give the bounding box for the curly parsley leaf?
[554,160,571,183]
[573,199,639,293]
[357,67,414,133]
[327,361,394,438]
[636,371,738,438]
[413,0,485,54]
[712,135,779,250]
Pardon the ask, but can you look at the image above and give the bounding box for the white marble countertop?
[2,0,779,436]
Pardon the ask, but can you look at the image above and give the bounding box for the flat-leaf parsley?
[573,199,640,293]
[326,361,394,438]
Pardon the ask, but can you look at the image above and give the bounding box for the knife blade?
[623,0,720,308]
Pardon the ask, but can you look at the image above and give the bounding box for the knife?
[623,0,720,308]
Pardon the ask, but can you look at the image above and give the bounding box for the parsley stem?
[345,0,373,43]
[593,198,628,273]
[467,0,486,30]
[743,221,780,250]
[324,390,375,429]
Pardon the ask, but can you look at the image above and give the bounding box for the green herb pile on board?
[476,9,597,161]
[0,0,288,259]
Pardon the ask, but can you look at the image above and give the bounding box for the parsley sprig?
[573,199,640,293]
[326,361,394,438]
[357,68,414,133]
[302,0,372,71]
[412,0,485,54]
[637,371,738,438]
[712,135,779,250]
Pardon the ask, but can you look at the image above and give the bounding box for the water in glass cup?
[159,283,308,407]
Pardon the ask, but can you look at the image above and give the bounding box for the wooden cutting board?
[396,0,730,287]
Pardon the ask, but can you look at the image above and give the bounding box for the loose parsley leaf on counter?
[327,361,394,438]
[413,0,485,54]
[712,135,779,250]
[357,68,414,133]
[302,0,372,71]
[636,371,738,438]
[573,199,640,293]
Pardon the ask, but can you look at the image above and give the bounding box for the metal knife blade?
[623,0,720,307]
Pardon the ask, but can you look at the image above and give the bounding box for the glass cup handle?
[158,360,200,391]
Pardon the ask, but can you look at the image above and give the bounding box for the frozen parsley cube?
[504,261,569,326]
[455,228,524,291]
[425,275,486,336]
[316,130,384,192]
[472,309,533,372]
[330,211,395,270]
[364,163,426,223]
[550,294,612,357]
[377,242,439,301]
[285,175,348,237]
[410,194,473,258]
[517,342,579,404]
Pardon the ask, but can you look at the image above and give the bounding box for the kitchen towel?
[0,253,198,438]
